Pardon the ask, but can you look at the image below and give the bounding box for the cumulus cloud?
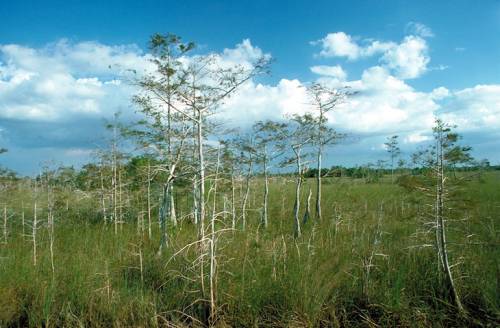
[439,85,500,132]
[218,78,309,127]
[219,39,271,68]
[1,36,500,173]
[310,65,347,80]
[380,35,429,79]
[330,66,437,134]
[0,41,149,123]
[312,32,430,79]
[221,65,439,138]
[0,38,276,173]
[430,87,450,100]
[221,62,500,159]
[313,32,362,60]
[313,32,393,60]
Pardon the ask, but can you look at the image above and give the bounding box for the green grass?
[0,172,499,327]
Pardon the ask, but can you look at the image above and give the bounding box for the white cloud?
[0,41,149,123]
[380,35,429,79]
[430,87,450,100]
[219,78,309,126]
[405,22,434,38]
[313,32,394,60]
[310,65,347,80]
[221,64,499,149]
[220,65,440,138]
[1,37,500,173]
[313,32,362,60]
[220,39,270,68]
[313,32,430,79]
[0,38,275,171]
[405,133,431,143]
[331,66,438,133]
[439,84,500,132]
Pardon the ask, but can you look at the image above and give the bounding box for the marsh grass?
[0,173,498,326]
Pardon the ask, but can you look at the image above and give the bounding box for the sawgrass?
[0,172,498,326]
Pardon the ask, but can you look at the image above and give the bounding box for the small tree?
[167,46,270,241]
[432,119,468,314]
[131,33,195,252]
[220,140,238,228]
[154,36,270,319]
[253,120,287,228]
[384,135,400,183]
[307,83,350,221]
[282,114,315,238]
[233,133,257,231]
[411,119,472,314]
[104,112,128,235]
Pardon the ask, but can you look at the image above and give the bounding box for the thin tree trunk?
[242,158,252,231]
[293,149,302,238]
[197,110,205,237]
[193,178,199,225]
[170,184,177,226]
[118,168,123,231]
[48,211,55,280]
[262,157,269,228]
[3,206,7,244]
[21,201,25,238]
[303,188,312,224]
[391,156,395,184]
[196,108,206,298]
[209,145,221,320]
[113,144,118,235]
[158,179,173,254]
[33,202,37,266]
[231,167,236,230]
[315,145,323,221]
[100,164,107,223]
[436,134,465,314]
[147,161,152,238]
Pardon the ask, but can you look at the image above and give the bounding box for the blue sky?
[1,0,499,174]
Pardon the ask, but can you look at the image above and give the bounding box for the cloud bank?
[1,28,499,173]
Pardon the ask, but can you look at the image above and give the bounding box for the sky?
[0,0,499,175]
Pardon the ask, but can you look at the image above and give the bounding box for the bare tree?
[432,119,466,314]
[220,140,238,229]
[105,112,127,235]
[282,114,315,238]
[131,33,194,253]
[306,83,349,221]
[235,134,255,231]
[411,119,470,314]
[253,120,287,228]
[173,51,270,240]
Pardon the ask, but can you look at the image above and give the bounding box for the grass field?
[0,172,498,327]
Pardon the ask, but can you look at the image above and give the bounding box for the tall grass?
[0,173,498,326]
